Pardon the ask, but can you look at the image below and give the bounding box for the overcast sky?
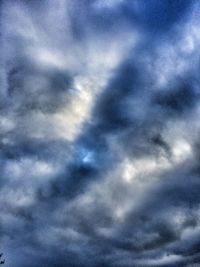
[1,0,200,266]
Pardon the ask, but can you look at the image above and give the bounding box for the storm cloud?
[1,0,200,266]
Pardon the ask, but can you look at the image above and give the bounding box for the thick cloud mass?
[1,1,200,266]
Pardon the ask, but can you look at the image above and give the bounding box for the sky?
[1,0,200,266]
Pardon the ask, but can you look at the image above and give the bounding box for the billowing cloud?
[1,0,200,266]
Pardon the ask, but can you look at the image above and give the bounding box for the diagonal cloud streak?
[1,0,200,266]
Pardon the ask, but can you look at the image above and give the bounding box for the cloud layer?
[1,0,200,266]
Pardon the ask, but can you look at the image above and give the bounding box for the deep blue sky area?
[1,0,200,266]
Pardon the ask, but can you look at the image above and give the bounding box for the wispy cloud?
[1,0,200,266]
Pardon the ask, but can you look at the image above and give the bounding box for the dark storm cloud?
[130,0,194,33]
[1,0,200,267]
[6,60,72,113]
[153,81,198,117]
[85,0,194,36]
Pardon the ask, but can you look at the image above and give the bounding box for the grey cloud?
[1,0,200,267]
